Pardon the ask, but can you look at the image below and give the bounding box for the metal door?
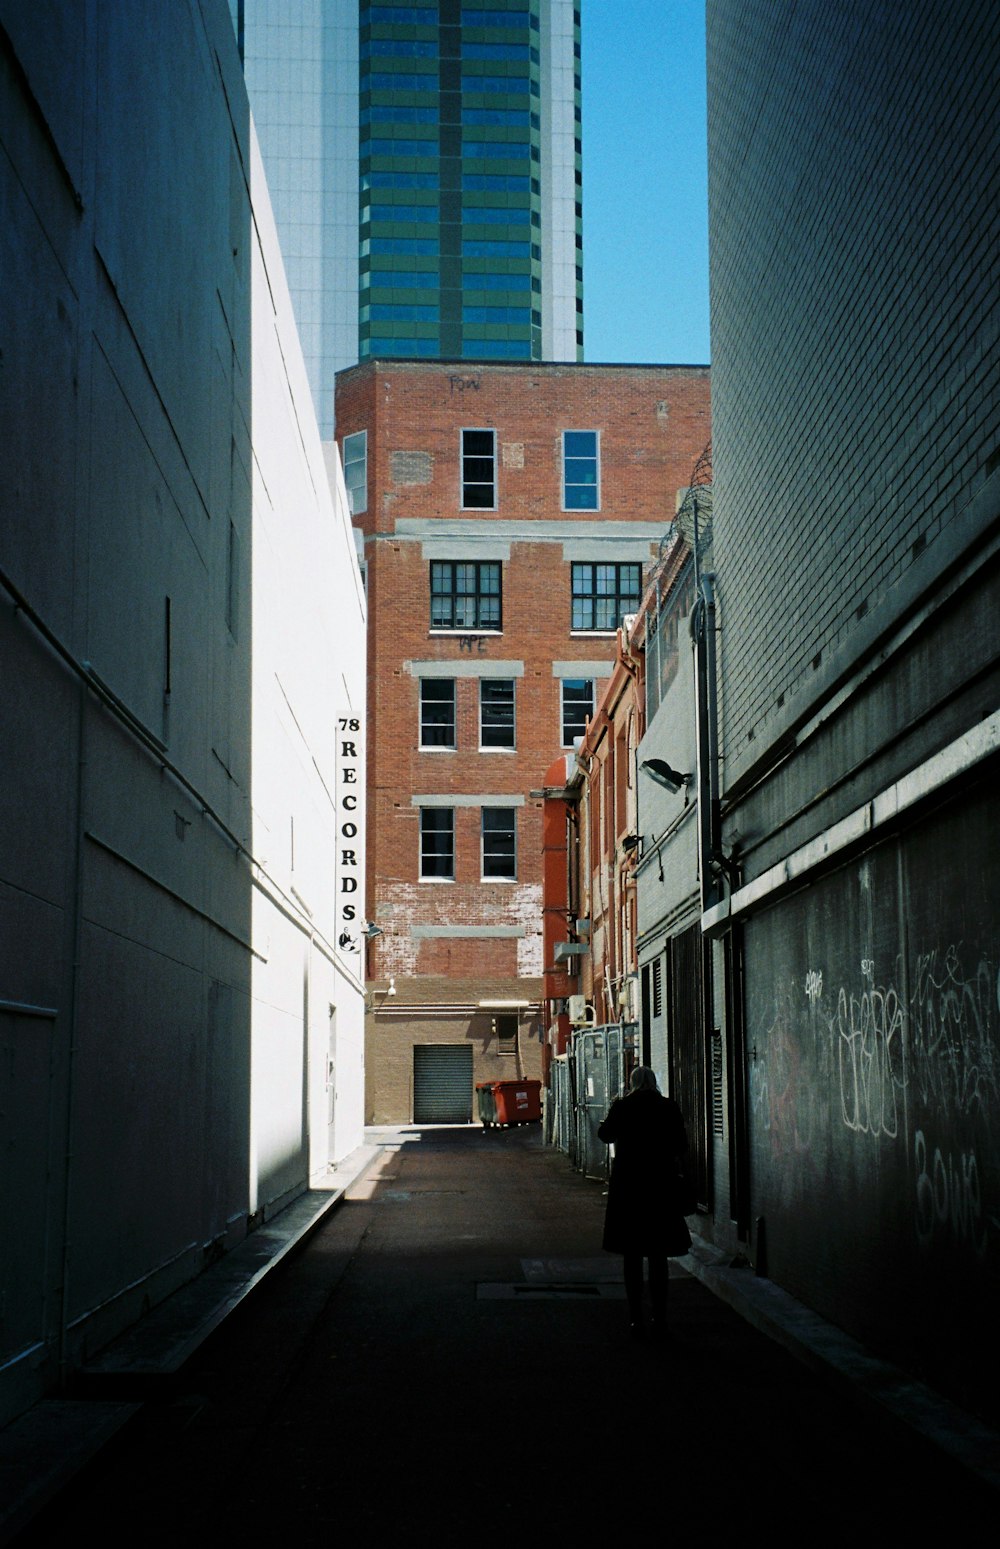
[666,923,711,1209]
[0,1005,58,1423]
[413,1043,473,1123]
[326,1005,337,1162]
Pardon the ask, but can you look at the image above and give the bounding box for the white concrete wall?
[247,122,367,1199]
[0,0,365,1426]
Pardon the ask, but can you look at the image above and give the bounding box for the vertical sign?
[337,715,362,947]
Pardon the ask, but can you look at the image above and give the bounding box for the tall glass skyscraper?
[236,1,583,435]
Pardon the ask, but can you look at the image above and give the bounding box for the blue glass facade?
[240,0,583,430]
[359,0,582,362]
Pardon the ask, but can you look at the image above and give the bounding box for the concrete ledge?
[0,1143,381,1543]
[0,1400,139,1546]
[82,1145,381,1384]
[682,1236,1000,1492]
[79,1195,337,1385]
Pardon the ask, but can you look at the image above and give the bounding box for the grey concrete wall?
[0,0,255,1421]
[708,0,1000,795]
[0,0,367,1426]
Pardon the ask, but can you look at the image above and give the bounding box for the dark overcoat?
[598,1089,692,1256]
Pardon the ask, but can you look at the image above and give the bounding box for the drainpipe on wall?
[57,677,87,1391]
[692,571,737,913]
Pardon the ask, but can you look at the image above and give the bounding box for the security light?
[640,758,693,794]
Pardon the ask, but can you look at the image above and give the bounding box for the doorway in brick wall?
[413,1043,473,1123]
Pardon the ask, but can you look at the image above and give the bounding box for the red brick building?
[539,532,697,1166]
[335,359,710,1123]
[540,623,647,1060]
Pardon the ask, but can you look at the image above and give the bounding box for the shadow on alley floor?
[9,1125,999,1545]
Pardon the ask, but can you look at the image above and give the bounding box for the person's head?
[629,1065,659,1094]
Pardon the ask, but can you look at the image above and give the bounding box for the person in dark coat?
[598,1065,691,1338]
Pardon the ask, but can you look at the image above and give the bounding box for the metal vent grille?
[711,1029,724,1137]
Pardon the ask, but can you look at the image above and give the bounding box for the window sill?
[419,876,455,884]
[478,746,517,754]
[569,630,617,638]
[429,629,503,637]
[419,745,458,753]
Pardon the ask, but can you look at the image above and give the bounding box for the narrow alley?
[12,1127,997,1545]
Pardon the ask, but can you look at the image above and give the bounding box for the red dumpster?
[492,1078,541,1126]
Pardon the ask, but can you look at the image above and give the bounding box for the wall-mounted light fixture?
[640,758,693,795]
[340,920,384,952]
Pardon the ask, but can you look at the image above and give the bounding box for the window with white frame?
[420,679,456,747]
[561,678,594,745]
[482,806,516,879]
[461,428,496,508]
[430,560,502,630]
[342,430,368,515]
[480,678,515,748]
[420,807,454,879]
[571,562,641,631]
[562,430,599,510]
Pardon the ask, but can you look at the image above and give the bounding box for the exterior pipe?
[692,570,729,913]
[56,675,87,1390]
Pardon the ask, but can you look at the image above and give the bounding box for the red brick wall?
[337,360,711,533]
[336,360,710,1118]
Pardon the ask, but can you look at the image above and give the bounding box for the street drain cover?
[476,1282,626,1300]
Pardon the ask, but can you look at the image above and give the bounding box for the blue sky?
[581,0,710,364]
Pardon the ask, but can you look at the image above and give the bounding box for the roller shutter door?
[413,1044,473,1123]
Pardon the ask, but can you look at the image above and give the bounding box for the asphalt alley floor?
[11,1125,999,1545]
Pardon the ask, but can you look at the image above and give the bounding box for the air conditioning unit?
[567,995,594,1026]
[617,974,639,1023]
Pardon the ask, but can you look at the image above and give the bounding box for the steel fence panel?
[576,1028,610,1180]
